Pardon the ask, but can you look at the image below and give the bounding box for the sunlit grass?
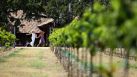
[29,59,46,69]
[29,51,46,69]
[0,49,22,63]
[0,47,67,77]
[0,58,6,62]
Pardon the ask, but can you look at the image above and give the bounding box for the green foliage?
[30,59,46,69]
[49,1,137,76]
[0,0,110,27]
[49,19,81,47]
[0,29,16,47]
[49,0,137,51]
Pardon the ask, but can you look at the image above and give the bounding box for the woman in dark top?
[37,31,45,47]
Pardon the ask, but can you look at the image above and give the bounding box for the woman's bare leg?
[37,43,40,47]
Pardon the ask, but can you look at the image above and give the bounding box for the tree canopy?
[49,0,137,51]
[0,0,109,47]
[0,0,109,27]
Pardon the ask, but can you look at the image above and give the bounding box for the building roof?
[38,18,54,27]
[9,10,54,33]
[19,18,54,33]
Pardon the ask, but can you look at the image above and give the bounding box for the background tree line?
[0,0,109,27]
[0,0,109,47]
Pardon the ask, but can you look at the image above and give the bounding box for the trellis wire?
[51,47,132,77]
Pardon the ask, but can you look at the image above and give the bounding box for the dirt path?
[0,47,67,77]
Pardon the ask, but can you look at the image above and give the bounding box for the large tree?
[0,0,109,27]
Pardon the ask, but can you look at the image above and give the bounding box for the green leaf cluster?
[0,29,16,47]
[49,0,137,51]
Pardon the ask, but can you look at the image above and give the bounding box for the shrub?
[0,29,16,48]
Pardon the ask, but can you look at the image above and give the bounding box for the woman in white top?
[26,31,37,47]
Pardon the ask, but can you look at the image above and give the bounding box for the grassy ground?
[77,49,137,77]
[0,47,67,77]
[92,52,137,77]
[63,48,137,77]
